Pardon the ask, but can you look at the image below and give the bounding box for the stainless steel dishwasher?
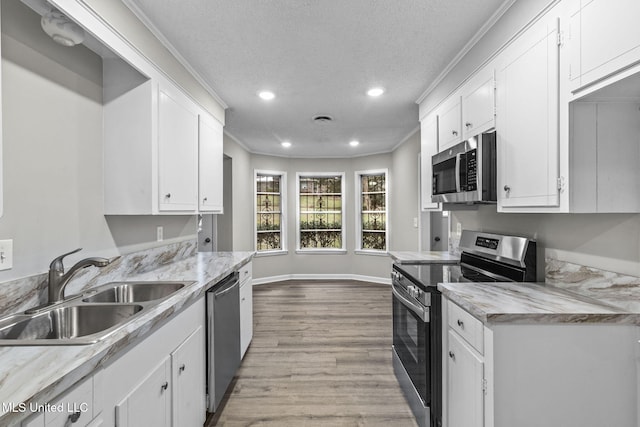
[206,271,241,413]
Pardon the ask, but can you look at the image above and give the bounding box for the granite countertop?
[0,251,253,426]
[389,251,460,264]
[438,281,640,325]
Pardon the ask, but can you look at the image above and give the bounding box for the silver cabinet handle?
[203,197,208,203]
[457,319,464,329]
[504,185,511,192]
[64,411,81,426]
[165,193,171,199]
[161,381,169,392]
[448,351,455,360]
[452,130,458,136]
[465,122,472,128]
[179,364,186,373]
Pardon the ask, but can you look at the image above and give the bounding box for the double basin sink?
[0,281,193,345]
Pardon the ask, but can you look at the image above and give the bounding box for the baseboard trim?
[252,274,391,286]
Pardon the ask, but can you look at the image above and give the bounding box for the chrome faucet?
[48,248,112,304]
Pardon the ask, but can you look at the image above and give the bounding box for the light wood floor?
[206,280,418,427]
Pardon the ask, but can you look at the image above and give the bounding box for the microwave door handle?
[455,153,462,192]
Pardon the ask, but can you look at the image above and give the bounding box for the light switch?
[156,226,164,242]
[413,217,418,228]
[0,240,13,271]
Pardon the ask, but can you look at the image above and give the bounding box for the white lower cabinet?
[171,327,206,427]
[447,331,484,427]
[115,358,171,427]
[115,326,205,427]
[21,297,209,427]
[100,299,206,427]
[239,262,253,358]
[443,297,640,427]
[22,376,101,427]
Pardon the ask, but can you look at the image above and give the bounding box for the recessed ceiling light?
[367,87,384,97]
[258,91,275,100]
[349,140,360,147]
[281,141,292,148]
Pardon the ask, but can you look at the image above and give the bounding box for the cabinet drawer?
[447,300,483,354]
[45,376,94,427]
[239,262,252,284]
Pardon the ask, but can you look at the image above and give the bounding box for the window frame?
[295,171,347,254]
[254,169,287,256]
[355,168,389,254]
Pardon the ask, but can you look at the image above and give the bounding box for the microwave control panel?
[463,149,477,191]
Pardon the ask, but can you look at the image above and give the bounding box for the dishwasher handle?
[211,272,240,298]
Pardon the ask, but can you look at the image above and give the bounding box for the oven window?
[433,157,457,195]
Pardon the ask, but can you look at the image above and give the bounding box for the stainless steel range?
[391,230,537,427]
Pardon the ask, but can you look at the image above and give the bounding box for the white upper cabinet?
[420,113,441,211]
[568,0,640,93]
[103,57,224,215]
[496,12,560,210]
[461,67,495,139]
[158,83,199,213]
[437,95,462,151]
[198,115,224,213]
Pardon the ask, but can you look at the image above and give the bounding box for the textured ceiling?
[126,0,507,157]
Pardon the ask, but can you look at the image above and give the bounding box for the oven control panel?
[475,236,499,250]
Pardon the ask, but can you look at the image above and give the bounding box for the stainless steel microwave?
[431,131,497,204]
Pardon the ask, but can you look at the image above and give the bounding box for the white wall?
[0,1,196,282]
[390,131,421,251]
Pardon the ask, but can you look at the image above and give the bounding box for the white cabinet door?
[171,326,206,427]
[497,16,560,209]
[569,0,640,91]
[240,278,253,358]
[158,84,199,212]
[462,68,495,139]
[115,358,171,427]
[420,114,440,211]
[447,330,484,427]
[437,96,462,150]
[198,114,224,213]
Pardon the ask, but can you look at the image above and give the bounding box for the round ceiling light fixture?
[258,91,275,101]
[41,9,85,47]
[281,141,292,148]
[349,140,360,147]
[367,87,385,97]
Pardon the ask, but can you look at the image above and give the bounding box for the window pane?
[298,174,344,250]
[359,172,387,251]
[257,232,281,251]
[362,213,386,231]
[362,232,386,250]
[256,173,284,252]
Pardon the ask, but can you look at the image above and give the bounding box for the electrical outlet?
[156,226,164,242]
[0,240,13,271]
[413,217,418,228]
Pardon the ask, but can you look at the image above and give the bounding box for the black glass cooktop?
[393,262,506,291]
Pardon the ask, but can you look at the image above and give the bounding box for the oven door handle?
[392,282,430,323]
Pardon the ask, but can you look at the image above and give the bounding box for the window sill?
[354,250,389,257]
[295,249,348,255]
[254,250,288,257]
